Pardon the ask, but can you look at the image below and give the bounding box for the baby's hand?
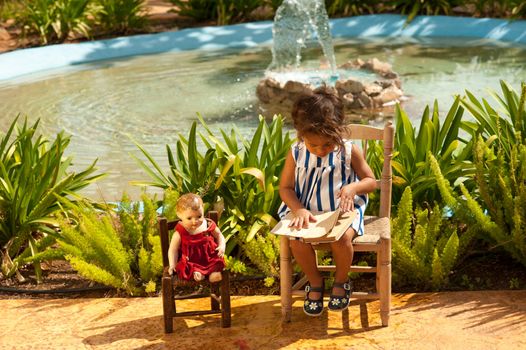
[289,208,317,229]
[168,266,175,275]
[216,244,225,257]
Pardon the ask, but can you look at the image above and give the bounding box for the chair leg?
[280,236,292,322]
[379,237,391,327]
[220,270,231,328]
[162,276,174,333]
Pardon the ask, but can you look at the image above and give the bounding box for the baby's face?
[178,207,204,231]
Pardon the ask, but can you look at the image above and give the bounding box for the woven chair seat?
[353,216,391,244]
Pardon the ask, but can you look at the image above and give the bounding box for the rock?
[335,79,364,94]
[364,58,393,76]
[256,57,403,114]
[364,83,383,96]
[256,81,271,103]
[376,80,393,89]
[339,58,363,69]
[0,27,11,41]
[342,93,354,107]
[373,86,404,106]
[283,80,312,94]
[263,77,281,88]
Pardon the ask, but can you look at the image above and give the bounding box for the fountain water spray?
[257,0,405,118]
[269,0,336,75]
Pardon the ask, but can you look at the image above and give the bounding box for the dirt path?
[1,291,525,349]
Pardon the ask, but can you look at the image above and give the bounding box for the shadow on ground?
[1,291,525,349]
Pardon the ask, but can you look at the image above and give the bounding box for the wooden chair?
[279,122,394,326]
[159,211,231,333]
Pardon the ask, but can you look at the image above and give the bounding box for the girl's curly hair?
[291,85,345,148]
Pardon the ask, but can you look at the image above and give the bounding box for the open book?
[271,209,357,243]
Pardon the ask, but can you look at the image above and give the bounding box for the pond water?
[0,36,524,200]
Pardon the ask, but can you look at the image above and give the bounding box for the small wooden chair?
[159,211,231,333]
[280,122,394,326]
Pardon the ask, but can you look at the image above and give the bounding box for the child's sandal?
[328,281,353,312]
[303,281,324,317]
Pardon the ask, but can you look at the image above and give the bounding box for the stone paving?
[1,290,525,349]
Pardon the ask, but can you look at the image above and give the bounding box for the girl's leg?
[330,227,356,296]
[290,240,323,299]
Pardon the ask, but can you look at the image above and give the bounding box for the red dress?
[175,219,225,281]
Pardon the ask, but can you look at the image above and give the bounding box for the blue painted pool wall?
[1,15,525,81]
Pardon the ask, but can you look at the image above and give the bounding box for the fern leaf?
[440,231,459,274]
[431,249,444,289]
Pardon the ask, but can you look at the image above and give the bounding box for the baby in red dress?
[167,193,226,283]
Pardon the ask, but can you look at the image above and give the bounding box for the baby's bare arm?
[167,232,181,274]
[212,227,226,257]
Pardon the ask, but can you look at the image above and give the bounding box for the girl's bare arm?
[339,144,377,212]
[278,150,317,228]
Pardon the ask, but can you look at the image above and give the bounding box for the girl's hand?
[168,265,175,275]
[338,184,357,212]
[216,244,225,257]
[289,208,317,229]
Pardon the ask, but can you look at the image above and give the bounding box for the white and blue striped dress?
[278,139,367,236]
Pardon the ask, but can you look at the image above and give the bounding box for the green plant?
[170,0,262,25]
[0,117,104,282]
[0,0,23,22]
[511,1,526,19]
[461,81,526,160]
[133,114,295,280]
[325,0,376,17]
[467,0,526,18]
[391,186,463,290]
[56,194,163,296]
[509,277,520,289]
[430,144,526,267]
[197,115,294,280]
[95,0,146,34]
[368,99,473,209]
[386,0,456,23]
[132,120,221,206]
[21,0,93,44]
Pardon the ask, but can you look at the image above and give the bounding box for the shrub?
[133,115,295,280]
[95,0,146,34]
[430,140,526,268]
[391,186,465,290]
[56,194,163,295]
[367,99,474,210]
[0,116,103,282]
[170,0,262,25]
[20,0,93,44]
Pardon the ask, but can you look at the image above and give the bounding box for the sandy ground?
[1,290,525,349]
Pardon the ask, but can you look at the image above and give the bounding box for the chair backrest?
[159,211,219,268]
[340,122,394,218]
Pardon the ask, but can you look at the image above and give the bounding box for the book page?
[304,210,357,243]
[271,210,341,239]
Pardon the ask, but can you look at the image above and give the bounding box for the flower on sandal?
[330,298,341,306]
[309,302,320,310]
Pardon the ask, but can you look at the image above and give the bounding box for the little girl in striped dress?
[278,86,377,316]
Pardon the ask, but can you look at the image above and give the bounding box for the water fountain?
[256,0,404,116]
